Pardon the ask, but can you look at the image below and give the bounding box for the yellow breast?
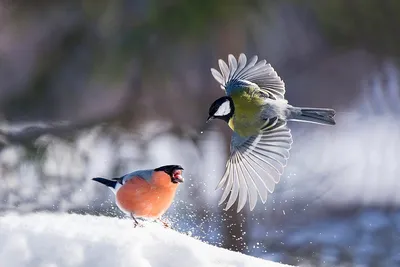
[229,90,265,137]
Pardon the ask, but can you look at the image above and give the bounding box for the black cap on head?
[154,165,184,183]
[207,96,234,123]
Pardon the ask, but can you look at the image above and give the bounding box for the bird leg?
[130,213,141,228]
[158,218,171,229]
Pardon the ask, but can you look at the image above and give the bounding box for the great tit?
[92,165,184,228]
[207,53,335,212]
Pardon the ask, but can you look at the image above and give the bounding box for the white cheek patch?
[215,101,231,116]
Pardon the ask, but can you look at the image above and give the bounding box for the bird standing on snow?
[207,53,336,212]
[92,165,184,228]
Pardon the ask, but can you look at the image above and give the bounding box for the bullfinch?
[92,165,184,228]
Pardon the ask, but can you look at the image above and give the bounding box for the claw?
[158,218,171,229]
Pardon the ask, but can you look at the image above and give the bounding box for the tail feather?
[92,177,117,189]
[288,107,336,125]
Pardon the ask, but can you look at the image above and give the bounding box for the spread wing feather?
[211,53,286,100]
[216,118,293,212]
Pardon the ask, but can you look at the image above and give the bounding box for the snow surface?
[0,213,292,267]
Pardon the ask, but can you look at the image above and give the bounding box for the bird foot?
[133,222,144,228]
[158,218,171,229]
[131,213,143,228]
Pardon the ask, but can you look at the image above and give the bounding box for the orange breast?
[115,176,178,219]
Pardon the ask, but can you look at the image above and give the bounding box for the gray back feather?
[121,169,154,184]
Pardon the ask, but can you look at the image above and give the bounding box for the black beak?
[172,176,184,183]
[206,115,214,123]
[170,166,184,184]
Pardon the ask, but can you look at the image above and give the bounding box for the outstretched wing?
[210,53,286,100]
[216,117,293,212]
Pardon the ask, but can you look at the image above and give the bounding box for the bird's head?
[206,96,234,124]
[154,165,184,184]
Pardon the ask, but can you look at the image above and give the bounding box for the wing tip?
[221,196,259,213]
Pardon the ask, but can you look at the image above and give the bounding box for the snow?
[0,213,292,267]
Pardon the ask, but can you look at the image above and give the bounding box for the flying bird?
[207,53,336,212]
[92,165,184,228]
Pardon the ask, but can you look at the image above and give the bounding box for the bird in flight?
[207,53,335,212]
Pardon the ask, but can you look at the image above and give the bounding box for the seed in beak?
[173,171,184,183]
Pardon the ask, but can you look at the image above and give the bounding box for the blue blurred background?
[1,1,400,266]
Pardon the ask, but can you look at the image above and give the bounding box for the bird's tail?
[288,107,336,125]
[92,177,117,189]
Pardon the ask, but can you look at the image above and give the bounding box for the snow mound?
[0,213,292,267]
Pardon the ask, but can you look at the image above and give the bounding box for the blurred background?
[1,0,400,266]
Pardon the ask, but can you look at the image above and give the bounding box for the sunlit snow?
[0,213,292,267]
